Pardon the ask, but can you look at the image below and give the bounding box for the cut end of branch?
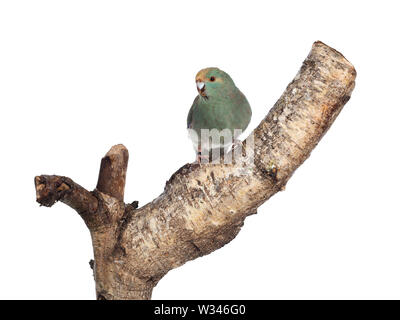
[312,41,356,73]
[311,41,357,87]
[106,144,129,158]
[96,144,129,201]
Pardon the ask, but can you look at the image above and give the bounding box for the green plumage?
[187,68,252,154]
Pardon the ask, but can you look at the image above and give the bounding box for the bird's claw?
[196,152,209,164]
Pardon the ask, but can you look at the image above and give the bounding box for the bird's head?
[195,67,234,98]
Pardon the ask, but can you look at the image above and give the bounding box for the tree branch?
[96,144,129,201]
[34,175,98,226]
[34,41,356,299]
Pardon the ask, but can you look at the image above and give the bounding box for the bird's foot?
[196,152,210,164]
[232,139,242,150]
[230,139,244,156]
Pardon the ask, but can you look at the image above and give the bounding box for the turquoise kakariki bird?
[187,67,252,163]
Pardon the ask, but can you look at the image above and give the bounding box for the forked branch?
[35,41,356,300]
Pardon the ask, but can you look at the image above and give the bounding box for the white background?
[0,0,399,299]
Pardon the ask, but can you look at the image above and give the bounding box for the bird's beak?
[196,81,206,95]
[197,81,205,91]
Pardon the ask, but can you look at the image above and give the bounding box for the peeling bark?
[34,41,356,300]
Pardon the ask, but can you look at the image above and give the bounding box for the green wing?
[187,96,199,129]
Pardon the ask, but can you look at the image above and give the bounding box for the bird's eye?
[210,76,215,82]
